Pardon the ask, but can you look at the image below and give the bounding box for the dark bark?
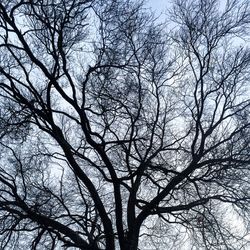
[0,0,249,249]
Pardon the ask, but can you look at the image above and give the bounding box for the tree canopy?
[0,0,249,249]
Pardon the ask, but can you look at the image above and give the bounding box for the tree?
[0,0,249,249]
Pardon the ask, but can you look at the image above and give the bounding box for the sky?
[146,0,169,14]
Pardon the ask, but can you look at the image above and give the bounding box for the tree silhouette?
[0,0,249,249]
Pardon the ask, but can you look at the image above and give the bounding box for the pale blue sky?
[146,0,168,14]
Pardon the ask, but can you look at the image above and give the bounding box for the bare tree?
[0,0,249,249]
